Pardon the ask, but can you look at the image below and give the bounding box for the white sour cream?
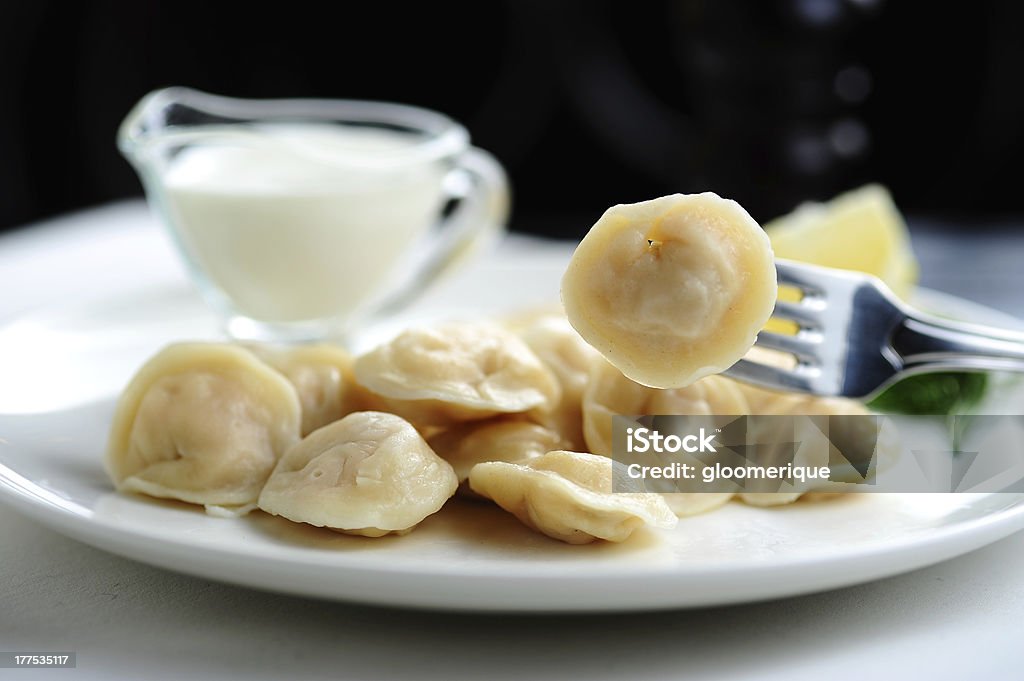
[161,125,447,323]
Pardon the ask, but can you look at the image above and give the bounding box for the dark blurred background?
[1,0,1022,238]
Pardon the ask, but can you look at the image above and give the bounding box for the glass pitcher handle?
[371,147,510,318]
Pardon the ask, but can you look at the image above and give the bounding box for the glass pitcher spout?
[119,87,218,166]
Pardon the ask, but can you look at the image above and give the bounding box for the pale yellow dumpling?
[245,343,365,436]
[582,358,748,457]
[353,322,561,427]
[517,314,600,449]
[469,450,677,544]
[106,343,302,516]
[662,493,735,517]
[258,411,457,537]
[730,378,875,506]
[428,418,568,483]
[499,304,567,334]
[734,378,870,418]
[562,193,777,389]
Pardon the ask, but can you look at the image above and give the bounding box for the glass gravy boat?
[119,87,509,344]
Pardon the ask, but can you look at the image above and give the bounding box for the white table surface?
[1,201,1023,680]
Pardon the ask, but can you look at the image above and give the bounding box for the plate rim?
[2,466,1024,611]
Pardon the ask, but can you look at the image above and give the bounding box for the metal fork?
[723,259,1024,399]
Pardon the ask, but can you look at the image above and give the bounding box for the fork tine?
[756,330,821,359]
[772,300,823,327]
[724,358,818,394]
[774,260,825,295]
[776,258,871,293]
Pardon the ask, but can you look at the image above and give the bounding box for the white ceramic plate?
[1,256,1024,612]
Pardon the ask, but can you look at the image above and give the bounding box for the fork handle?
[892,312,1024,374]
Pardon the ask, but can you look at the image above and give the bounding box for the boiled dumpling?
[258,411,457,537]
[582,358,748,456]
[731,379,875,506]
[662,493,734,517]
[469,450,677,544]
[517,314,600,449]
[428,417,568,483]
[734,376,870,418]
[500,304,567,334]
[582,360,745,515]
[561,193,777,389]
[736,492,805,507]
[353,322,561,427]
[106,343,302,516]
[245,343,364,436]
[729,349,829,506]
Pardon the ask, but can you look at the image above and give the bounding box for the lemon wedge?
[764,184,919,299]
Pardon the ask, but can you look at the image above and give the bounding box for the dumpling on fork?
[561,192,777,390]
